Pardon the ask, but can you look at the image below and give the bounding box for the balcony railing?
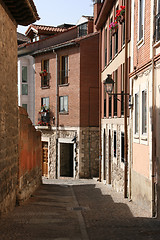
[41,73,50,88]
[38,111,50,126]
[59,70,68,85]
[155,13,160,42]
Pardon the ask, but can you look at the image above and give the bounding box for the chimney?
[93,0,102,32]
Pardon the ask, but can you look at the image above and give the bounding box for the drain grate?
[67,206,89,211]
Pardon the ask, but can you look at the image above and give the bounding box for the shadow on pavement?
[0,182,160,240]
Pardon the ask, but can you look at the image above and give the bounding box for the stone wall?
[17,107,42,204]
[103,121,126,193]
[79,127,99,178]
[39,126,99,179]
[0,3,18,215]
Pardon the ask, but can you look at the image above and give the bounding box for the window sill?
[59,112,69,115]
[153,40,160,48]
[141,135,147,141]
[134,134,139,139]
[41,86,50,89]
[137,38,144,49]
[59,83,69,87]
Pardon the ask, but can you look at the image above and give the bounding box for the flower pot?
[40,72,44,77]
[43,72,48,76]
[111,27,118,36]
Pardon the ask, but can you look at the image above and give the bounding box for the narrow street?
[0,179,160,240]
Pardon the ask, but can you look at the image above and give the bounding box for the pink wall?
[133,143,150,179]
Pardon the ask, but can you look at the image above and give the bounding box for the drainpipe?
[53,50,58,179]
[124,0,129,198]
[98,29,102,181]
[151,0,156,217]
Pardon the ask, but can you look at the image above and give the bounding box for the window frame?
[142,89,147,135]
[41,59,49,88]
[59,56,69,85]
[59,96,68,113]
[78,23,88,37]
[138,0,145,45]
[134,93,139,135]
[114,131,117,158]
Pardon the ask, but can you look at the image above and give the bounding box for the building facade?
[22,18,100,179]
[96,0,131,195]
[0,0,39,214]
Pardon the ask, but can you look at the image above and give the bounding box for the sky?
[17,0,94,34]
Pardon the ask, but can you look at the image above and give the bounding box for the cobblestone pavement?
[0,178,160,240]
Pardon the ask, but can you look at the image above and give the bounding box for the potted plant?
[109,21,118,36]
[39,69,48,77]
[116,6,125,24]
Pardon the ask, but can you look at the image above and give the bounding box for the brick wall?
[17,107,42,204]
[0,3,18,215]
[133,0,151,69]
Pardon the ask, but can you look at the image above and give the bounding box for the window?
[22,84,28,95]
[104,28,107,66]
[41,97,49,108]
[104,97,106,118]
[121,64,125,115]
[60,56,68,85]
[142,90,147,134]
[110,18,113,61]
[41,59,49,87]
[109,95,112,117]
[155,0,160,41]
[135,93,139,134]
[114,70,118,116]
[115,6,119,55]
[22,66,28,95]
[139,0,144,41]
[78,23,88,37]
[122,0,125,45]
[114,131,117,157]
[22,104,27,111]
[59,96,68,113]
[40,97,50,125]
[22,66,27,82]
[121,132,124,162]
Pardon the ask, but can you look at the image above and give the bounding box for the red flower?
[120,5,125,10]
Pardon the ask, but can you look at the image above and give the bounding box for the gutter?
[151,0,157,217]
[53,50,58,179]
[32,42,78,56]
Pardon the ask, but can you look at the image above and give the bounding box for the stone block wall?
[17,107,42,204]
[104,123,125,193]
[40,126,99,179]
[79,127,99,178]
[0,3,18,215]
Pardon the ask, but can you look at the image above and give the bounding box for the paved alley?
[0,179,160,240]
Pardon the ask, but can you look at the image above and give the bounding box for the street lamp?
[103,74,114,93]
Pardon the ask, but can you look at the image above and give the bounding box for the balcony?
[155,13,160,42]
[41,73,50,88]
[59,70,68,85]
[38,108,50,127]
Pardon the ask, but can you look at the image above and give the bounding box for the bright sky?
[17,0,94,34]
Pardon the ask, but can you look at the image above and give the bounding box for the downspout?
[151,0,156,217]
[124,0,129,198]
[53,50,58,179]
[99,29,102,181]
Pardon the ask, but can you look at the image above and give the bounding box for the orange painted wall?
[133,143,150,179]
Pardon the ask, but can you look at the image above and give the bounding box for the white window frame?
[142,89,147,135]
[59,96,68,113]
[134,92,139,136]
[137,0,145,47]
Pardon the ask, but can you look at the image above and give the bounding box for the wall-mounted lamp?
[103,74,114,94]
